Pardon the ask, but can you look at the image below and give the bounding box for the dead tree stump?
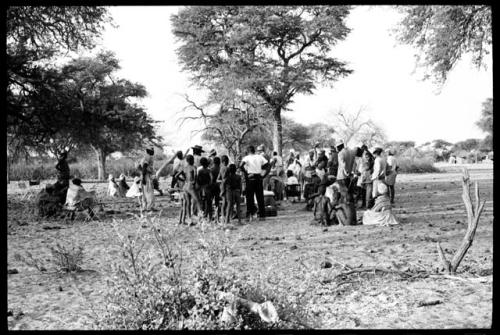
[436,168,486,274]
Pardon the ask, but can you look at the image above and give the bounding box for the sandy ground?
[7,165,493,329]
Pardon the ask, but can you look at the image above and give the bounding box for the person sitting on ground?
[284,170,300,203]
[285,169,299,186]
[223,164,242,225]
[362,182,398,226]
[334,181,357,226]
[311,184,332,226]
[325,182,341,225]
[107,174,121,197]
[305,171,323,210]
[118,174,129,197]
[126,176,143,209]
[65,178,97,219]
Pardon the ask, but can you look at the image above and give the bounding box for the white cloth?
[288,159,302,177]
[362,209,399,226]
[108,180,120,197]
[316,168,326,180]
[371,156,387,181]
[286,176,299,185]
[242,153,268,174]
[126,179,142,198]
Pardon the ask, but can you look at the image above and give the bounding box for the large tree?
[7,6,111,143]
[395,5,491,85]
[172,6,353,156]
[57,51,161,180]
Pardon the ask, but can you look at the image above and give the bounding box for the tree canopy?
[476,97,493,136]
[7,6,111,141]
[56,51,161,179]
[172,6,353,155]
[395,5,491,85]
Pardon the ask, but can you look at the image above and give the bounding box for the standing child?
[311,185,332,226]
[183,154,201,220]
[224,164,242,225]
[197,157,213,220]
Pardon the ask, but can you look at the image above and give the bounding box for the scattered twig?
[417,299,442,307]
[334,267,413,279]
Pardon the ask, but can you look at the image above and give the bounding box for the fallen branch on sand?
[333,266,428,280]
[436,168,485,274]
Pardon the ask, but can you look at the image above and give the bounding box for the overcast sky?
[96,5,492,150]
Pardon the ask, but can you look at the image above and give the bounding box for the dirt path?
[7,167,493,329]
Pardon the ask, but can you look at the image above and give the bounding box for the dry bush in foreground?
[13,240,85,273]
[96,216,314,330]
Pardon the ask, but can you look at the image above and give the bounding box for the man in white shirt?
[240,145,269,221]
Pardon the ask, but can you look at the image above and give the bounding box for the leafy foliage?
[475,98,492,136]
[395,5,492,84]
[7,6,111,147]
[172,6,353,155]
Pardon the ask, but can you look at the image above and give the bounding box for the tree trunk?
[235,140,242,165]
[436,168,485,274]
[272,109,283,157]
[92,146,107,181]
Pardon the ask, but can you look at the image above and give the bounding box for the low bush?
[96,216,313,330]
[397,157,441,174]
[13,240,85,273]
[9,157,169,181]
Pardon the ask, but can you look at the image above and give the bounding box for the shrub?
[96,216,313,330]
[13,240,85,273]
[8,156,170,181]
[49,242,85,272]
[397,157,441,174]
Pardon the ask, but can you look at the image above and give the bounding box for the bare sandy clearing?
[7,167,493,329]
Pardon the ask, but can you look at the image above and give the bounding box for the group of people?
[279,141,400,226]
[39,139,399,229]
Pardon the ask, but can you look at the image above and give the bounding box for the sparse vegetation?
[96,217,313,330]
